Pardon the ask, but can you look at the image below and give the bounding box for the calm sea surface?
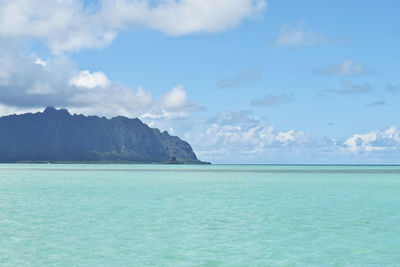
[0,164,399,266]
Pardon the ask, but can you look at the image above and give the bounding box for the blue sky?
[0,0,399,163]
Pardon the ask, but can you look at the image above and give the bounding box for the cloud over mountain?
[0,45,199,119]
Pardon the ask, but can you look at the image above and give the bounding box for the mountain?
[0,107,209,164]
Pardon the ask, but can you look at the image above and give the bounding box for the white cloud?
[0,0,115,54]
[69,85,153,117]
[343,126,400,153]
[125,0,267,36]
[69,70,110,89]
[0,46,200,119]
[191,121,400,163]
[0,103,40,116]
[65,83,200,119]
[315,59,367,77]
[141,110,188,120]
[35,58,47,67]
[140,85,201,122]
[0,46,76,106]
[193,111,308,156]
[159,85,188,110]
[277,130,298,145]
[0,0,267,53]
[26,81,54,95]
[272,22,324,47]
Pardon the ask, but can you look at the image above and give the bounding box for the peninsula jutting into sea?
[0,107,209,164]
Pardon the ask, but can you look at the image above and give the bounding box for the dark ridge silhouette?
[0,107,209,164]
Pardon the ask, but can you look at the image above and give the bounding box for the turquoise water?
[1,164,400,266]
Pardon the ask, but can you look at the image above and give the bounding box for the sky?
[0,0,399,164]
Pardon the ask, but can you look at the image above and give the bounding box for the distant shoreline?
[0,161,211,165]
[0,162,398,166]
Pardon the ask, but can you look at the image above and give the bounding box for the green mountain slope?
[0,107,208,164]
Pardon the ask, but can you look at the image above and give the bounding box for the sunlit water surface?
[1,164,399,266]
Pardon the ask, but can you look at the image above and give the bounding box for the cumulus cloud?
[122,0,267,36]
[0,45,76,107]
[159,85,190,110]
[251,93,295,107]
[139,85,201,122]
[343,126,400,153]
[217,68,262,89]
[272,22,325,47]
[315,59,367,77]
[68,85,154,117]
[188,110,400,163]
[0,0,267,54]
[0,46,199,118]
[193,111,308,156]
[0,0,116,54]
[69,70,110,89]
[35,58,47,67]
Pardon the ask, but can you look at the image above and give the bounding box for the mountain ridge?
[0,107,209,164]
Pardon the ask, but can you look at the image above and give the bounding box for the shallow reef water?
[0,164,399,266]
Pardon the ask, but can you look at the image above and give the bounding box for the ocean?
[0,164,399,266]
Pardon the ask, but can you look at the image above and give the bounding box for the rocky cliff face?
[0,107,207,164]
